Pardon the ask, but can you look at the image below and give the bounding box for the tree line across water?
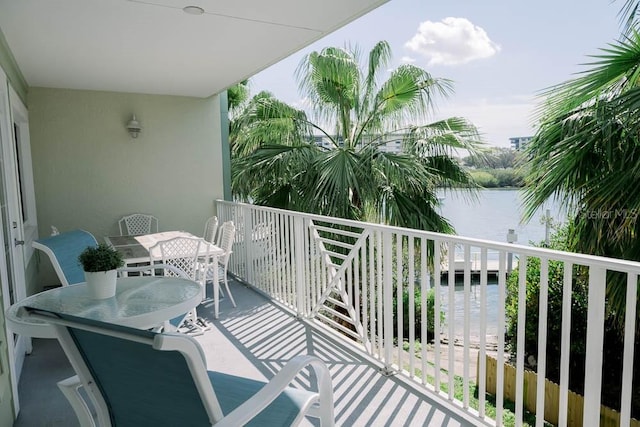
[460,147,526,188]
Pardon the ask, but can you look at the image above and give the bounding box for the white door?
[0,72,36,416]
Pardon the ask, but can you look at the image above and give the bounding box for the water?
[435,189,567,338]
[438,188,565,246]
[439,283,500,338]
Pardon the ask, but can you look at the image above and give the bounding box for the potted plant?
[78,243,124,299]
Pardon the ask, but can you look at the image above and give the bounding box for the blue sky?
[250,0,622,147]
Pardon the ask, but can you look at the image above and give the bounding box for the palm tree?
[232,41,481,232]
[523,8,640,319]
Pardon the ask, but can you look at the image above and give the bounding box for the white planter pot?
[84,270,118,299]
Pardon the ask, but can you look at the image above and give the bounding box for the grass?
[400,341,552,427]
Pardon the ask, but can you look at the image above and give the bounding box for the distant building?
[313,134,404,154]
[509,136,533,151]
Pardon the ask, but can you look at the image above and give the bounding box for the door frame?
[0,70,37,417]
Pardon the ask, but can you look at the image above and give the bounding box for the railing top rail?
[216,200,640,274]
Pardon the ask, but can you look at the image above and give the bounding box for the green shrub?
[470,170,499,188]
[505,223,637,415]
[393,286,442,342]
[492,168,524,187]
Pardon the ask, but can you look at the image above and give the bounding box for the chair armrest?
[214,355,334,427]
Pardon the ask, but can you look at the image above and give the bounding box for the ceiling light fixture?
[183,6,205,15]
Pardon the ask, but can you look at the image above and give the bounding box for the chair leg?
[57,375,96,427]
[223,274,236,307]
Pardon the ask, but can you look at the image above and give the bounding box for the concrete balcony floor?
[14,280,476,426]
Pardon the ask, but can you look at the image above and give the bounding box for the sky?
[249,0,623,147]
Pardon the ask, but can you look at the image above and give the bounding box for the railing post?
[293,216,306,317]
[382,230,393,374]
[242,205,254,285]
[583,266,606,423]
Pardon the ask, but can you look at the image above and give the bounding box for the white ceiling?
[0,0,388,98]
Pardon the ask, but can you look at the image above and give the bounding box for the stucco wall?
[28,87,224,286]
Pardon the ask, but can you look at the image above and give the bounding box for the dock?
[440,258,518,278]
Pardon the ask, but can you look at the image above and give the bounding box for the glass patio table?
[5,276,203,339]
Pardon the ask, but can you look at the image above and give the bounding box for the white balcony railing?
[216,200,639,427]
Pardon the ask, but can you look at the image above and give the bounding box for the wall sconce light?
[126,114,142,139]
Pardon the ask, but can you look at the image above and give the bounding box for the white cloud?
[400,56,416,64]
[405,17,501,66]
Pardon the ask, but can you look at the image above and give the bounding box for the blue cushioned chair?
[26,308,335,427]
[32,229,98,286]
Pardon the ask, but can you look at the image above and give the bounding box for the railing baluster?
[420,237,428,386]
[434,240,442,392]
[515,255,528,427]
[285,215,292,306]
[369,231,376,356]
[310,220,318,314]
[583,266,606,424]
[620,273,638,427]
[270,212,277,295]
[535,258,549,427]
[496,250,506,427]
[277,212,284,301]
[408,235,415,379]
[377,229,384,359]
[361,237,369,352]
[397,233,404,371]
[303,217,310,315]
[447,241,456,400]
[463,244,471,409]
[478,247,488,419]
[293,216,305,316]
[558,261,573,427]
[383,231,393,372]
[243,204,253,285]
[354,242,361,343]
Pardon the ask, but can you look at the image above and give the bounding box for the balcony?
[16,279,477,426]
[15,201,640,426]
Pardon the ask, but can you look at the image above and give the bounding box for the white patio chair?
[208,221,236,307]
[149,236,210,334]
[203,215,219,244]
[26,308,335,427]
[118,213,158,236]
[55,262,199,426]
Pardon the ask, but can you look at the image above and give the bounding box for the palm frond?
[232,40,486,234]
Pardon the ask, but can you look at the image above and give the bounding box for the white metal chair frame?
[149,237,206,284]
[27,309,335,427]
[58,262,199,426]
[203,216,218,244]
[209,221,236,307]
[149,237,210,334]
[118,213,158,236]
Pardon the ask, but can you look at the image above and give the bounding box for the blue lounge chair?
[26,308,335,427]
[32,229,98,286]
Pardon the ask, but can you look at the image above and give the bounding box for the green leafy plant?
[78,243,124,272]
[393,286,443,342]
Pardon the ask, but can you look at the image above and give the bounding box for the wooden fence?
[482,355,639,426]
